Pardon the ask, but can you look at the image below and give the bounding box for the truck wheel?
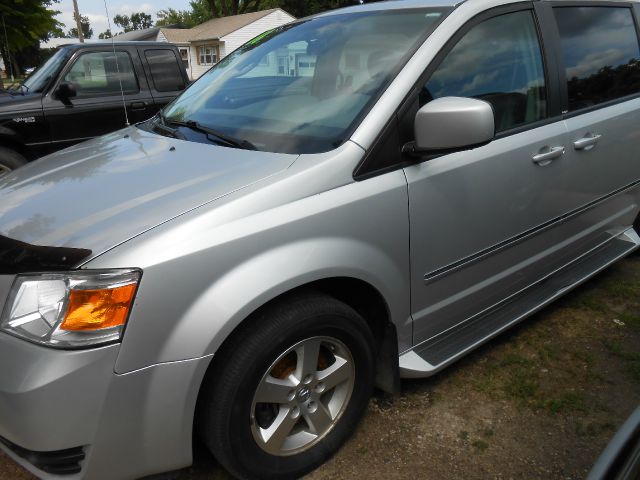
[198,292,376,480]
[0,146,27,176]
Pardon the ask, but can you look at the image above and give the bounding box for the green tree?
[68,15,93,39]
[156,8,196,27]
[268,0,364,17]
[156,0,212,28]
[113,12,153,32]
[198,0,365,20]
[98,29,112,39]
[0,0,62,75]
[154,0,366,31]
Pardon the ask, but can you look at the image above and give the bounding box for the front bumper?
[0,332,212,480]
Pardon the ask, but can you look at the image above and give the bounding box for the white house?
[116,9,295,80]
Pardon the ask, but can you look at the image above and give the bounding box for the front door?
[44,49,152,150]
[406,6,577,344]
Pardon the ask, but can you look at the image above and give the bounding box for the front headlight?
[0,269,141,348]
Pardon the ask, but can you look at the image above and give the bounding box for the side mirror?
[55,82,77,100]
[412,97,495,152]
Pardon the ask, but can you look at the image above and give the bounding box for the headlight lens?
[1,269,141,348]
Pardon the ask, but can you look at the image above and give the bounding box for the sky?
[55,0,193,37]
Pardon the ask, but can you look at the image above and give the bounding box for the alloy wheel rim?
[250,336,355,456]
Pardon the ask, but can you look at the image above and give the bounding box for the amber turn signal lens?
[60,283,137,331]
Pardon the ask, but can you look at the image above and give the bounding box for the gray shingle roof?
[161,8,290,43]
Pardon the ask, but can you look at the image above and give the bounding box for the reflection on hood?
[0,126,297,269]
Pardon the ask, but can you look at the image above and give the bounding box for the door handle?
[573,133,602,151]
[130,101,147,111]
[532,146,565,167]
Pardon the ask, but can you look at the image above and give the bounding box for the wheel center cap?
[297,386,311,402]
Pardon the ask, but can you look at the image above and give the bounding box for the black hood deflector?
[0,235,91,274]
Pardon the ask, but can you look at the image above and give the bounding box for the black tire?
[198,292,376,480]
[0,146,27,174]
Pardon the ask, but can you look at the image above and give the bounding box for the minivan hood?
[0,127,297,269]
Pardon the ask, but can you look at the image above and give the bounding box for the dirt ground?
[2,252,639,480]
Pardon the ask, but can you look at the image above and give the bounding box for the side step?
[399,227,640,379]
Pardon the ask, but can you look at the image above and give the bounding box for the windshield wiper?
[168,119,257,151]
[153,111,186,140]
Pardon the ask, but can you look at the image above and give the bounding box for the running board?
[399,227,640,379]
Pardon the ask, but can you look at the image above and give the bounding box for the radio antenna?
[102,0,130,126]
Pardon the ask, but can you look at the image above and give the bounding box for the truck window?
[64,51,139,97]
[144,49,186,92]
[553,6,640,112]
[423,10,547,133]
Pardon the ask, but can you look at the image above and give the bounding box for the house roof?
[159,28,193,44]
[161,8,291,43]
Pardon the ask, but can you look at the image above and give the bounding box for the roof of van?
[315,0,640,17]
[315,0,463,16]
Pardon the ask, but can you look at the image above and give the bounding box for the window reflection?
[424,11,547,133]
[554,7,640,112]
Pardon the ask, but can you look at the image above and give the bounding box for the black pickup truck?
[0,42,190,173]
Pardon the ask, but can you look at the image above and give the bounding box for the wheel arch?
[0,134,34,161]
[197,276,401,400]
[307,277,401,394]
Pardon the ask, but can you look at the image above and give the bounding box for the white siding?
[175,44,194,79]
[220,10,295,59]
[190,43,221,79]
[156,31,169,42]
[186,10,295,80]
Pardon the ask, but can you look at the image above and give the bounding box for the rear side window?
[553,6,640,112]
[144,49,186,92]
[423,10,547,133]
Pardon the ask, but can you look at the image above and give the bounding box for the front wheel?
[198,293,376,480]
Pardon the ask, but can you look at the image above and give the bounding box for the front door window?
[424,10,547,133]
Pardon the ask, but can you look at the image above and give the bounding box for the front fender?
[167,237,404,365]
[86,167,411,374]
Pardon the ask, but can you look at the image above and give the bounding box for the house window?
[179,48,189,69]
[198,46,217,66]
[277,56,287,75]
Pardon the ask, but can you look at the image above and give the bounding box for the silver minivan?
[1,1,639,479]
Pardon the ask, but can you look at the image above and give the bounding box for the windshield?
[20,49,70,93]
[161,8,450,154]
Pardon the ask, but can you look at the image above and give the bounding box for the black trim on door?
[550,1,633,7]
[423,179,640,283]
[533,2,567,116]
[354,2,564,180]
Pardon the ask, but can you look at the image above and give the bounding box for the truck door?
[43,48,152,150]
